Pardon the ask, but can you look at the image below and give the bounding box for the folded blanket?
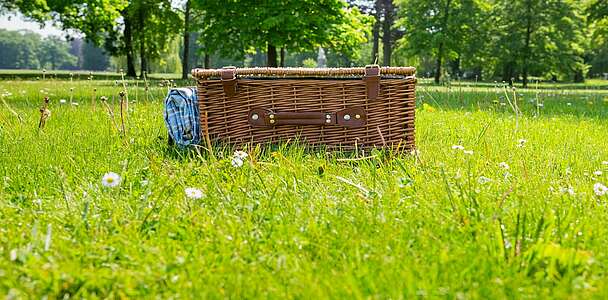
[164,87,200,147]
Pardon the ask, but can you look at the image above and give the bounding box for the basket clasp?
[364,65,380,100]
[221,66,237,97]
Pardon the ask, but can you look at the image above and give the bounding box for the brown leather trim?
[248,107,366,128]
[363,65,380,100]
[221,67,237,97]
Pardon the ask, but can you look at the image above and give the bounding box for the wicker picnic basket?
[191,65,416,151]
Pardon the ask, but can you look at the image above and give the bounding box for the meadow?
[1,74,608,298]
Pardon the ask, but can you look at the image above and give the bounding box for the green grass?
[1,78,608,298]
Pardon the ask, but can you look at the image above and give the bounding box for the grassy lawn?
[1,77,608,298]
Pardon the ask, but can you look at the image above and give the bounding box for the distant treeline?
[0,29,110,71]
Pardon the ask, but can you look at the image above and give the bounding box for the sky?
[0,13,67,37]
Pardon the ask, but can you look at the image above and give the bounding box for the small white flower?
[185,187,203,199]
[537,103,544,107]
[498,162,510,170]
[101,172,121,188]
[463,150,474,155]
[594,183,608,196]
[234,150,248,159]
[478,176,492,185]
[594,170,603,176]
[231,157,244,168]
[452,145,464,150]
[517,139,527,148]
[71,102,79,106]
[500,102,507,106]
[59,99,67,104]
[602,161,608,166]
[141,179,149,186]
[559,186,575,196]
[567,102,572,106]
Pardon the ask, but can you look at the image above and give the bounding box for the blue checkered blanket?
[164,87,200,147]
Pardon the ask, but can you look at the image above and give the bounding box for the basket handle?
[248,107,366,128]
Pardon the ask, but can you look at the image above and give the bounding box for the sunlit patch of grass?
[0,76,607,298]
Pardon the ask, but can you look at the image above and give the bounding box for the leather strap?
[363,65,380,100]
[221,66,237,97]
[248,107,366,128]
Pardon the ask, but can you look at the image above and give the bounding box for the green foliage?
[0,30,78,70]
[193,0,370,63]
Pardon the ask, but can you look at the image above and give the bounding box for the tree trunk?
[181,0,191,79]
[204,53,210,69]
[434,42,443,84]
[280,47,285,67]
[574,69,584,83]
[138,5,147,77]
[371,0,382,64]
[381,0,394,66]
[122,11,136,77]
[522,0,532,88]
[434,0,452,84]
[267,44,278,67]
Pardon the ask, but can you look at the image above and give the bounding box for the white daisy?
[594,170,603,176]
[185,187,203,199]
[498,162,510,170]
[537,103,544,107]
[231,157,244,168]
[463,150,474,155]
[567,102,572,106]
[602,161,608,166]
[234,150,248,159]
[478,176,492,185]
[559,186,575,196]
[59,99,67,104]
[452,145,464,150]
[71,102,79,106]
[594,183,608,196]
[101,172,121,188]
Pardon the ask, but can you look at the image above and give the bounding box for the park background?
[2,1,608,299]
[1,0,607,86]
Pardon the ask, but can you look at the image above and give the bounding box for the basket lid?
[191,65,416,79]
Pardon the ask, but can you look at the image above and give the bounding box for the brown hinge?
[363,65,380,100]
[221,66,237,97]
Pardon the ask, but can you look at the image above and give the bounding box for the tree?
[193,0,370,67]
[0,29,41,69]
[39,36,78,69]
[492,0,587,86]
[396,0,491,83]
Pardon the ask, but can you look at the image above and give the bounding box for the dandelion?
[234,150,248,160]
[463,150,474,155]
[478,176,491,185]
[185,187,204,199]
[231,157,244,168]
[594,171,603,176]
[101,172,121,188]
[594,183,608,196]
[452,145,464,150]
[517,139,527,148]
[498,162,510,170]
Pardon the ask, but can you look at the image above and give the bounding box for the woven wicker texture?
[193,67,416,150]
